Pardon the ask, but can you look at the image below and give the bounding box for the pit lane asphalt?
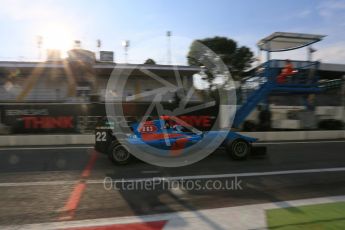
[0,140,344,226]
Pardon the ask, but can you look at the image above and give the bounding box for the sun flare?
[38,23,75,57]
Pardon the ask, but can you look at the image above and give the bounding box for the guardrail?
[0,134,94,147]
[0,131,344,147]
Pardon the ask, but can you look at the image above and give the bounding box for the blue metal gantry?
[233,32,327,127]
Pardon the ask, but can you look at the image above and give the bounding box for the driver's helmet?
[173,124,183,132]
[160,115,175,129]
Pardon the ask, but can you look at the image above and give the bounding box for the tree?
[231,46,254,78]
[144,58,156,65]
[187,36,253,87]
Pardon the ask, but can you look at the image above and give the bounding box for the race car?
[94,116,265,165]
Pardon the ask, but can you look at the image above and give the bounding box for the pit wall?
[0,131,344,147]
[244,106,344,129]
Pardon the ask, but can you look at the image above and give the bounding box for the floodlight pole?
[97,39,102,60]
[166,31,172,65]
[36,35,43,60]
[122,40,130,63]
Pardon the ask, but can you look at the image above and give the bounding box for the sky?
[1,0,345,65]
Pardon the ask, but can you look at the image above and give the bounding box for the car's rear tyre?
[227,139,251,160]
[108,141,132,165]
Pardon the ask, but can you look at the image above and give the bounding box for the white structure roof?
[257,32,326,52]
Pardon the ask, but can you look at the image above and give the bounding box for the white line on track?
[2,167,345,187]
[94,167,345,183]
[0,146,92,151]
[0,180,78,187]
[254,140,345,145]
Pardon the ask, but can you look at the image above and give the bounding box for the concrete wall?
[0,131,344,147]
